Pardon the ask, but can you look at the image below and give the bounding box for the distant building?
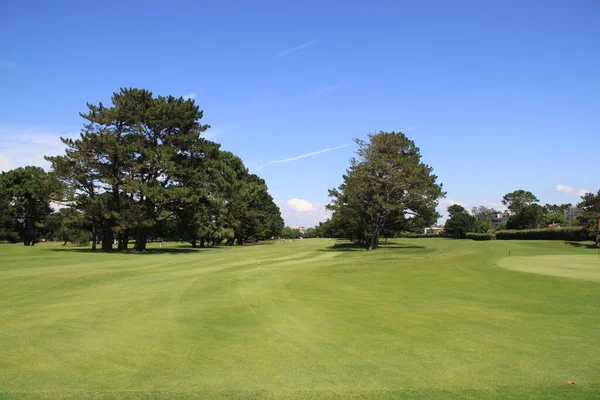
[424,225,444,235]
[296,226,309,234]
[489,211,510,228]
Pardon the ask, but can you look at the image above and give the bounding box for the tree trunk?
[118,231,129,250]
[134,229,148,251]
[368,220,383,250]
[236,234,244,246]
[101,227,113,252]
[191,239,197,248]
[200,238,205,248]
[91,224,97,252]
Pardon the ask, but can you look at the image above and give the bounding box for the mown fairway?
[1,239,599,399]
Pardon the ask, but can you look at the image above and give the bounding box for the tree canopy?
[502,190,539,214]
[327,131,444,250]
[0,166,59,245]
[42,88,283,251]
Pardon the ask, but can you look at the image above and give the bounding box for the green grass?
[1,238,599,399]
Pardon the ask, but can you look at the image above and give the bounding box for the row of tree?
[444,189,600,238]
[0,88,284,250]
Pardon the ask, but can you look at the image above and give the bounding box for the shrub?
[495,227,592,241]
[466,233,495,241]
[400,232,442,238]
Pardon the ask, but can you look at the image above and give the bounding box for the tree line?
[0,88,284,250]
[443,189,600,239]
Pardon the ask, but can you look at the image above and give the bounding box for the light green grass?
[497,255,600,281]
[1,239,599,399]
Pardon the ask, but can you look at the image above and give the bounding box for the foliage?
[280,226,301,239]
[46,88,282,251]
[502,190,539,214]
[495,227,592,241]
[494,223,507,231]
[471,205,498,221]
[543,212,566,226]
[447,204,466,218]
[577,190,600,241]
[327,131,444,249]
[506,204,546,230]
[444,210,476,238]
[466,232,495,240]
[0,166,59,245]
[44,208,91,245]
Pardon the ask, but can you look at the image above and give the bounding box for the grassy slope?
[0,239,599,399]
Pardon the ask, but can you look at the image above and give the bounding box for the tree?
[543,212,566,226]
[48,88,282,251]
[443,204,485,238]
[544,203,571,214]
[502,190,539,214]
[447,204,466,218]
[471,205,498,221]
[44,208,90,246]
[328,132,444,250]
[577,190,600,242]
[281,226,300,239]
[444,212,476,238]
[506,204,546,230]
[0,167,59,245]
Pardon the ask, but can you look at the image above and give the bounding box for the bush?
[400,232,442,238]
[466,233,495,241]
[495,227,592,241]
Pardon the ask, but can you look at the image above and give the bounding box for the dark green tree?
[506,204,546,230]
[502,190,539,214]
[444,205,476,238]
[447,204,466,219]
[0,167,59,245]
[328,132,444,250]
[577,190,600,242]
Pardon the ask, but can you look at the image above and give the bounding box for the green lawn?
[1,238,599,399]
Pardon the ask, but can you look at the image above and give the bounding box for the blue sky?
[1,1,598,226]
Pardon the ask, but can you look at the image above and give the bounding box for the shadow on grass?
[45,240,277,255]
[319,242,426,252]
[378,243,426,249]
[565,241,599,250]
[319,242,366,252]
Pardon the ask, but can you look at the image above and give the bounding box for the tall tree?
[502,190,539,214]
[0,167,59,245]
[328,132,444,250]
[577,190,600,242]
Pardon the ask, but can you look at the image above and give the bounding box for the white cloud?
[276,40,319,58]
[267,143,351,165]
[278,198,332,227]
[182,92,196,100]
[0,122,78,172]
[556,184,590,197]
[286,198,315,213]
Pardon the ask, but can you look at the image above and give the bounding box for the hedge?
[466,233,495,241]
[495,227,592,241]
